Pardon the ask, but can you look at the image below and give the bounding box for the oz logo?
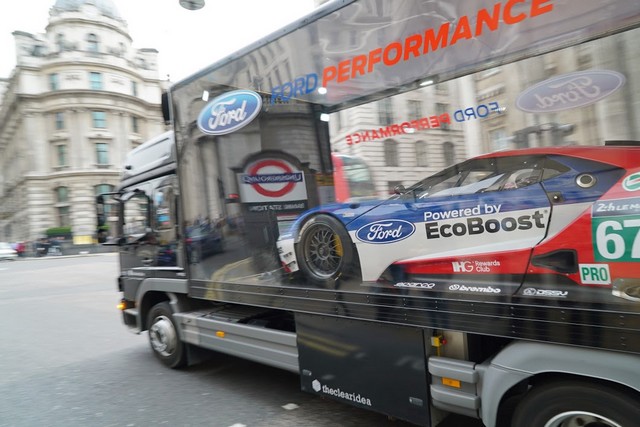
[243,159,303,198]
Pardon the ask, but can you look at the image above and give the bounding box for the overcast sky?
[0,0,317,82]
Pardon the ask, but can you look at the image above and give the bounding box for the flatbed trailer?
[99,1,640,426]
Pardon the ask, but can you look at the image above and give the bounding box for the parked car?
[186,222,224,263]
[278,143,640,304]
[0,242,18,261]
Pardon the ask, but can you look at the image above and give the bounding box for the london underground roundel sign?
[240,158,306,203]
[197,90,262,135]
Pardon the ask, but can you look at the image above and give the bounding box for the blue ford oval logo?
[516,70,625,113]
[198,90,262,135]
[356,219,415,244]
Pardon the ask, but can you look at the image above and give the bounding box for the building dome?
[52,0,122,20]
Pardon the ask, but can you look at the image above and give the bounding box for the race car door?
[351,155,554,287]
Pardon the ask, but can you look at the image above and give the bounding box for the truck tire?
[147,302,187,368]
[296,214,354,287]
[511,379,640,427]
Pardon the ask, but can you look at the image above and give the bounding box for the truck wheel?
[511,379,640,427]
[147,302,187,368]
[296,214,354,286]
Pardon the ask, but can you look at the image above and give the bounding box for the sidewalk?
[22,243,117,259]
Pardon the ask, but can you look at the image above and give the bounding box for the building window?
[436,83,449,95]
[55,112,64,130]
[131,80,138,96]
[55,186,70,227]
[57,206,71,227]
[131,116,139,133]
[95,184,114,196]
[56,186,69,203]
[87,33,99,53]
[56,145,67,167]
[408,100,422,121]
[443,141,455,166]
[379,98,394,125]
[89,72,103,90]
[92,111,107,128]
[96,143,109,165]
[489,128,509,151]
[384,139,399,167]
[416,140,428,167]
[56,33,65,52]
[49,73,59,90]
[436,103,449,130]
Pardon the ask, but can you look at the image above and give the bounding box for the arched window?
[443,141,455,166]
[384,139,399,167]
[87,33,99,53]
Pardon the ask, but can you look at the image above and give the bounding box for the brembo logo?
[356,219,415,244]
[198,90,262,135]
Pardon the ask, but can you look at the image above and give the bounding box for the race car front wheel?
[296,214,354,287]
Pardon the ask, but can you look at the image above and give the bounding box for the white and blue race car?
[277,144,640,300]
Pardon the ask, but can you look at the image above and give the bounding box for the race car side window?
[412,155,551,199]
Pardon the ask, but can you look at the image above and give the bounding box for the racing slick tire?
[147,302,187,368]
[511,379,640,427]
[295,214,355,287]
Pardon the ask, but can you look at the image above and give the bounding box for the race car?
[277,143,640,302]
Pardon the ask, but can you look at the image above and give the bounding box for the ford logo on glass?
[356,219,415,244]
[516,70,625,113]
[198,90,262,135]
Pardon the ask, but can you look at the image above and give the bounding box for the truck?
[97,1,640,426]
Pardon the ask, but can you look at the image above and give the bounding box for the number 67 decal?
[595,218,640,261]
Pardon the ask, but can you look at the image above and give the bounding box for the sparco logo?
[198,90,262,135]
[426,211,546,239]
[395,282,436,289]
[356,219,415,244]
[523,288,568,297]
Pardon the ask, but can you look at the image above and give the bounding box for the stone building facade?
[0,0,168,244]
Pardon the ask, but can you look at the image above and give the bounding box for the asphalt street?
[0,254,482,427]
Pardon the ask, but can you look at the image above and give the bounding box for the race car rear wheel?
[296,214,354,286]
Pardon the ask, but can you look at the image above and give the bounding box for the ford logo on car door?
[198,90,263,135]
[356,219,416,244]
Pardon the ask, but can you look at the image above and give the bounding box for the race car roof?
[478,144,640,169]
[170,0,640,113]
